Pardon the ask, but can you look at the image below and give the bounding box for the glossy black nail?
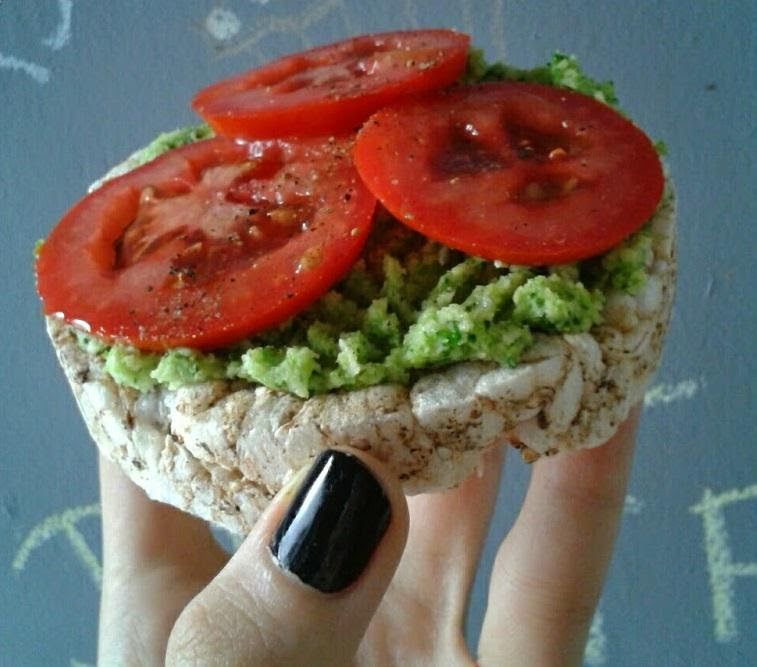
[269,450,391,593]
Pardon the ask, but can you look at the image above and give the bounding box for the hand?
[98,410,638,666]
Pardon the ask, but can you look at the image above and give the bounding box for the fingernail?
[269,450,391,593]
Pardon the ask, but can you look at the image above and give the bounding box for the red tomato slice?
[36,136,376,351]
[192,29,469,139]
[354,82,664,265]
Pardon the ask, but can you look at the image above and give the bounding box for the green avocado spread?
[75,51,663,398]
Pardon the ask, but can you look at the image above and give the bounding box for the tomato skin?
[192,29,469,139]
[354,82,664,265]
[36,136,376,351]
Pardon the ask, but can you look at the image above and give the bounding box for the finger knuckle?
[166,600,221,665]
[166,579,284,666]
[543,472,626,516]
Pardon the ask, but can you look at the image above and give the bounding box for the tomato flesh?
[355,82,664,265]
[192,29,469,139]
[37,136,376,350]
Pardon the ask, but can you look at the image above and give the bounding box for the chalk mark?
[690,484,757,642]
[42,0,73,51]
[623,494,645,515]
[13,503,102,590]
[212,0,343,58]
[584,494,644,664]
[205,7,242,42]
[0,52,50,84]
[644,378,703,408]
[584,609,607,665]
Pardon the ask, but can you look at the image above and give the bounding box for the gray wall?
[2,1,755,665]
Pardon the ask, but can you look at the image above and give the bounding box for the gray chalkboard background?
[2,1,755,665]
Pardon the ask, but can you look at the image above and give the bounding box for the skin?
[98,408,639,666]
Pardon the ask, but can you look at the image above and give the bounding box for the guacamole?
[76,51,663,398]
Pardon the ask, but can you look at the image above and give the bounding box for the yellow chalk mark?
[691,485,757,511]
[690,484,757,643]
[729,562,757,576]
[13,503,102,590]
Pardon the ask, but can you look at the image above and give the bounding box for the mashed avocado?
[82,52,662,398]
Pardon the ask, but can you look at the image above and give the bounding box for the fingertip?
[334,447,410,546]
[248,447,409,578]
[266,448,407,594]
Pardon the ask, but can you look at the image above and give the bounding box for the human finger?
[98,456,228,665]
[478,408,639,666]
[166,448,409,666]
[357,446,504,664]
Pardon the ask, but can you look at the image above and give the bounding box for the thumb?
[166,449,409,666]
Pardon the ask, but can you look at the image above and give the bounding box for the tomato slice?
[37,136,376,351]
[354,82,664,265]
[192,29,469,139]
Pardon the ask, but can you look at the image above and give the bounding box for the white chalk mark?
[70,660,94,667]
[623,494,645,515]
[249,0,271,5]
[42,0,73,51]
[215,0,342,58]
[490,0,506,60]
[0,52,50,84]
[13,503,102,590]
[584,609,608,665]
[690,484,757,642]
[205,7,242,42]
[644,378,703,408]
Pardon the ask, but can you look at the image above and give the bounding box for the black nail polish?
[269,450,391,593]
